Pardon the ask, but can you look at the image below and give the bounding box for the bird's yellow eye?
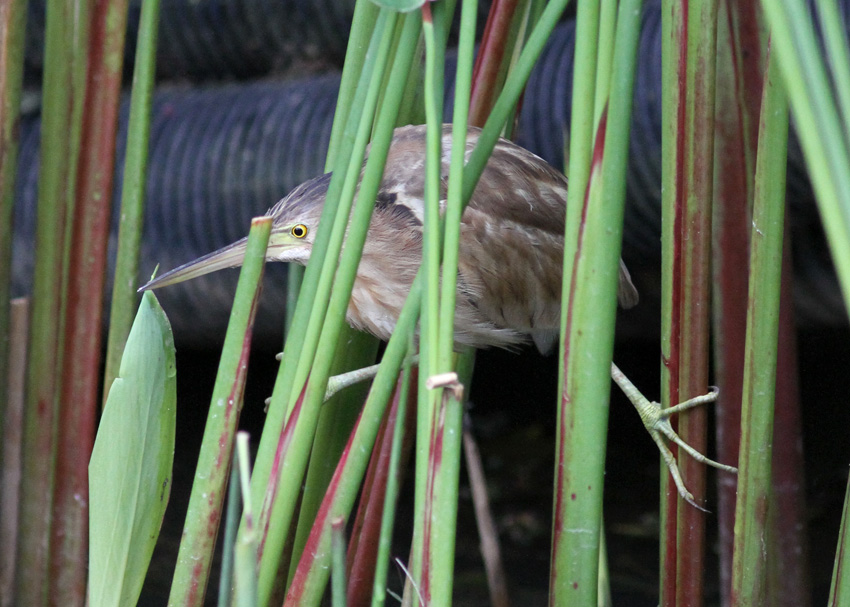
[291,224,308,239]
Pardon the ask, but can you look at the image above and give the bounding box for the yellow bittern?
[141,124,735,503]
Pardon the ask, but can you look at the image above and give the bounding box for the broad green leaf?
[88,291,176,607]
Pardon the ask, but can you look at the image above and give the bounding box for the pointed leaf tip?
[89,292,176,607]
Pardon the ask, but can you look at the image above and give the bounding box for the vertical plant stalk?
[289,10,419,595]
[659,1,717,604]
[331,518,348,607]
[759,1,850,304]
[414,11,442,587]
[758,3,850,601]
[468,0,520,126]
[254,13,406,604]
[218,452,242,607]
[1,298,28,606]
[103,0,161,394]
[49,0,130,599]
[15,0,89,598]
[288,332,379,581]
[345,369,415,607]
[551,1,642,604]
[420,354,470,607]
[281,291,421,607]
[248,11,410,543]
[769,232,810,607]
[285,0,381,331]
[830,480,850,605]
[425,0,478,600]
[560,0,600,302]
[550,0,601,602]
[168,217,271,607]
[369,365,415,607]
[418,0,445,386]
[439,0,476,372]
[463,421,510,607]
[711,2,762,601]
[449,3,514,601]
[730,43,788,605]
[233,432,259,607]
[413,3,452,603]
[0,0,27,453]
[0,0,27,597]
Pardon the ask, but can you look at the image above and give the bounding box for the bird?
[140,123,638,352]
[140,124,734,504]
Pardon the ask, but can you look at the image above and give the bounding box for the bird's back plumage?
[344,124,636,350]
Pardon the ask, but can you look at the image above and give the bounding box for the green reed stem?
[16,0,89,598]
[730,42,789,605]
[550,1,642,604]
[168,217,271,606]
[104,0,161,393]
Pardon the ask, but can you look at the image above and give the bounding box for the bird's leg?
[610,362,737,508]
[267,354,421,404]
[325,354,423,400]
[324,362,382,400]
[264,362,381,411]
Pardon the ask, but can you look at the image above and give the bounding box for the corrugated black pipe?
[23,0,356,82]
[23,0,494,83]
[13,76,341,345]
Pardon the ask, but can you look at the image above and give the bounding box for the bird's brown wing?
[453,130,570,342]
[456,129,638,345]
[373,124,567,233]
[462,129,638,313]
[370,125,636,350]
[464,134,568,237]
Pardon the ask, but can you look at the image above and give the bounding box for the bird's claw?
[610,363,737,508]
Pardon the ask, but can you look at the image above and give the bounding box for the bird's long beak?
[138,237,249,292]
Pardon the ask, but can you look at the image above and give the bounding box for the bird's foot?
[610,363,737,510]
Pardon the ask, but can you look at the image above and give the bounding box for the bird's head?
[138,173,330,292]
